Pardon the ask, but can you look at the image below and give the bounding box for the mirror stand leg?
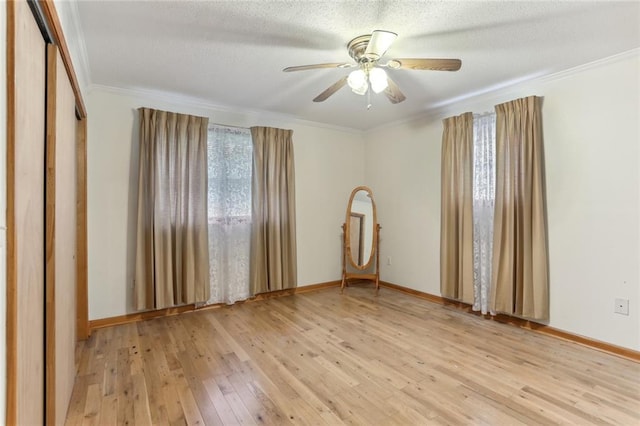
[375,223,381,296]
[341,223,346,294]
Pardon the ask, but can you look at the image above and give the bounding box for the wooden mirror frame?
[341,186,381,293]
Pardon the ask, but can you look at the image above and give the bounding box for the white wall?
[87,88,364,320]
[365,51,640,351]
[0,3,7,422]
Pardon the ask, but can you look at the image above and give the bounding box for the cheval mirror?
[341,186,381,293]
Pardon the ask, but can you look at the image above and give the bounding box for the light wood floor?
[66,286,640,425]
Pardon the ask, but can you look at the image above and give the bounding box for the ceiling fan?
[283,30,462,105]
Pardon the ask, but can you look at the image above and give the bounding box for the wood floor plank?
[115,347,135,424]
[223,391,257,425]
[202,378,241,424]
[577,391,640,424]
[67,287,640,425]
[65,373,92,426]
[132,373,153,425]
[96,394,117,426]
[160,372,187,426]
[242,353,344,424]
[175,371,211,425]
[80,383,102,426]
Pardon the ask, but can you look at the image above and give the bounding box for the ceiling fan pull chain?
[367,82,372,110]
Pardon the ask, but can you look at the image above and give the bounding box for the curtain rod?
[209,122,250,131]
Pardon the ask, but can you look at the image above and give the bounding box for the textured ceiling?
[76,1,640,130]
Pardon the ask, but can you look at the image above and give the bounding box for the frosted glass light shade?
[347,69,368,95]
[369,67,388,94]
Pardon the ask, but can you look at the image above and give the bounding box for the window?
[206,125,253,304]
[207,126,252,222]
[472,113,496,314]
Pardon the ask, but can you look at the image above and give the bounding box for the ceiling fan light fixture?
[348,69,368,95]
[369,67,389,93]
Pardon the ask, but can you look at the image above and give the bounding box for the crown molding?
[368,48,640,133]
[87,84,363,135]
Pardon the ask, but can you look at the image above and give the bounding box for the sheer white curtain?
[472,113,496,314]
[206,125,252,305]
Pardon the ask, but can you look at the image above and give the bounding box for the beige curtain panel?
[134,108,210,310]
[440,112,474,304]
[250,126,297,295]
[491,96,549,320]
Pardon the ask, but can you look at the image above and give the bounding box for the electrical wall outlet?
[614,298,629,315]
[387,257,391,266]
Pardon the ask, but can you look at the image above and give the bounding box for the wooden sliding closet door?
[8,3,83,424]
[6,1,47,424]
[46,44,78,426]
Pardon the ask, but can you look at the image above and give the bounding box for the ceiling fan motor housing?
[348,35,376,62]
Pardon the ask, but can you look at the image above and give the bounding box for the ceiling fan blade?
[387,58,462,71]
[364,30,397,59]
[313,76,348,102]
[283,63,353,72]
[384,77,406,104]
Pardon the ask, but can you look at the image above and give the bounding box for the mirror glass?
[346,187,376,269]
